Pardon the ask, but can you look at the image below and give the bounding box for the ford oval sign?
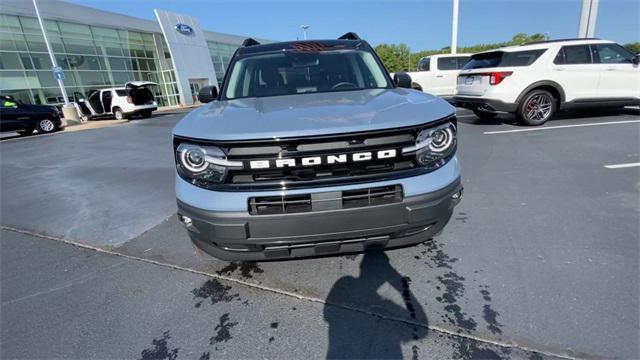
[174,23,194,35]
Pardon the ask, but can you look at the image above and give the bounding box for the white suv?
[75,81,158,121]
[454,39,640,125]
[407,53,471,99]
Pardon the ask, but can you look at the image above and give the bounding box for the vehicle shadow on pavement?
[323,250,428,359]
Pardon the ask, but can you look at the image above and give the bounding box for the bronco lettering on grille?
[248,149,397,169]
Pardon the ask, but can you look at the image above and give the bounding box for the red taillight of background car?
[127,96,133,104]
[487,71,513,85]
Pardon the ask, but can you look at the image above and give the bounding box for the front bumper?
[453,96,518,113]
[177,178,462,261]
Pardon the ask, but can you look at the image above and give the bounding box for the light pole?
[578,0,599,37]
[451,0,459,54]
[301,25,310,40]
[32,0,78,121]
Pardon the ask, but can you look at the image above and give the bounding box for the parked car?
[0,95,66,135]
[75,81,158,121]
[172,33,463,261]
[454,38,640,125]
[406,53,471,99]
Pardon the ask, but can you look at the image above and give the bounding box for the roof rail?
[523,37,600,45]
[338,32,361,41]
[242,38,261,47]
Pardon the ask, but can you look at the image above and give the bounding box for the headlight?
[402,122,456,170]
[176,142,242,185]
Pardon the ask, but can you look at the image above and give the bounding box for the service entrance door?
[189,79,209,103]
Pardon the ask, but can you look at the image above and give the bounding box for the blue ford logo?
[174,23,194,35]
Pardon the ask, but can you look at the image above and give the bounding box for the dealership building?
[1,0,267,107]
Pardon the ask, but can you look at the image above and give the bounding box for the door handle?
[554,68,565,71]
[606,68,616,71]
[436,75,444,78]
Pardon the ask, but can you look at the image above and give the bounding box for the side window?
[558,45,592,65]
[417,58,430,71]
[594,43,634,64]
[456,56,470,69]
[437,57,458,71]
[553,49,565,64]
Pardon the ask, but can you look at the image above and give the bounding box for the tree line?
[374,33,640,73]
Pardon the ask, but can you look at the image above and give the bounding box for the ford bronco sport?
[172,33,463,260]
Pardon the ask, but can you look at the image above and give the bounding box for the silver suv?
[172,33,463,260]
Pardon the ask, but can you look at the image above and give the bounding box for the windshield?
[463,49,546,69]
[223,49,391,99]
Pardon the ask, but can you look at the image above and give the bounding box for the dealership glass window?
[76,71,107,86]
[112,71,133,84]
[24,34,48,52]
[20,53,34,69]
[95,41,124,57]
[0,15,22,33]
[91,27,120,43]
[0,51,22,69]
[32,70,59,87]
[63,38,97,55]
[106,57,129,71]
[67,55,102,70]
[0,32,28,51]
[59,22,93,40]
[28,53,51,69]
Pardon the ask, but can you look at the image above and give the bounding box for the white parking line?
[604,162,640,169]
[483,119,640,134]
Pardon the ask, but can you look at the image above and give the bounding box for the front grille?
[174,115,455,191]
[249,194,312,215]
[249,185,403,215]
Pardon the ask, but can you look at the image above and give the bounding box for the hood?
[173,89,454,141]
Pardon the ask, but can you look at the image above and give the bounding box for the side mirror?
[197,86,218,103]
[633,54,640,65]
[393,72,412,89]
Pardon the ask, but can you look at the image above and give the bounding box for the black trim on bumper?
[177,178,462,261]
[453,96,518,113]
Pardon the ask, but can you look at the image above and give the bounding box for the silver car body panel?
[173,88,455,141]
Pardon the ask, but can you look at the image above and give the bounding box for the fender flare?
[515,80,566,105]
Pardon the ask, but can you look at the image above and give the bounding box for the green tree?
[374,43,412,72]
[623,42,640,54]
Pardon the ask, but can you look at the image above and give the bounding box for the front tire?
[36,118,57,134]
[517,89,556,126]
[113,108,126,121]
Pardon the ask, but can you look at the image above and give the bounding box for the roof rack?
[242,38,261,47]
[523,38,600,45]
[338,32,361,41]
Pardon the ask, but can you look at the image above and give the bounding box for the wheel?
[473,110,497,120]
[113,108,126,120]
[36,118,57,133]
[141,110,152,119]
[517,89,556,126]
[18,128,34,136]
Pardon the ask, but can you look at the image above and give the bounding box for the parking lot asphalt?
[1,107,638,359]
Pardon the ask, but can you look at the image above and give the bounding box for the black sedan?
[1,95,66,136]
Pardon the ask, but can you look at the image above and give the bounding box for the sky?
[66,0,639,51]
